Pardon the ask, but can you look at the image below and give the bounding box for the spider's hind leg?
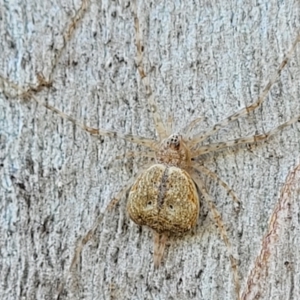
[193,163,241,209]
[153,232,168,268]
[69,161,154,271]
[192,171,240,298]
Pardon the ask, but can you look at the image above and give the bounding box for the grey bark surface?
[0,0,300,299]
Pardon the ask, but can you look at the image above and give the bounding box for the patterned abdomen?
[127,164,199,234]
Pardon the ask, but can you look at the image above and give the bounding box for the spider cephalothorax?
[156,134,192,169]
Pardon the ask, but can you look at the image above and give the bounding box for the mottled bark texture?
[0,0,300,299]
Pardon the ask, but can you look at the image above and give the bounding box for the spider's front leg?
[133,0,168,140]
[189,34,300,146]
[191,114,300,157]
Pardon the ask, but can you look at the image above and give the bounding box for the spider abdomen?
[127,164,199,234]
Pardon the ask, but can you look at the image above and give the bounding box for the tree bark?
[1,0,300,299]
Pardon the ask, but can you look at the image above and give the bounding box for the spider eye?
[169,205,174,210]
[147,201,152,206]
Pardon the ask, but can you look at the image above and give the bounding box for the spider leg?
[0,75,158,149]
[153,231,168,268]
[64,211,109,298]
[190,34,300,146]
[133,1,168,140]
[165,114,174,136]
[49,0,89,82]
[180,116,205,138]
[8,0,90,98]
[193,164,241,209]
[191,114,300,157]
[64,161,155,295]
[193,172,240,298]
[70,161,153,270]
[115,150,156,160]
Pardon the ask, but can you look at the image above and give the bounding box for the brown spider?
[1,1,300,298]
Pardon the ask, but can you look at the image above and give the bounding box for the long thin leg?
[190,34,300,146]
[69,162,153,270]
[193,164,241,208]
[63,166,154,298]
[19,0,90,97]
[191,114,300,157]
[133,0,167,140]
[115,150,156,160]
[180,116,204,138]
[70,186,130,271]
[49,0,90,82]
[165,114,174,137]
[0,75,158,150]
[193,172,240,298]
[153,231,168,268]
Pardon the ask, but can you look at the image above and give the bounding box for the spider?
[1,1,300,298]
